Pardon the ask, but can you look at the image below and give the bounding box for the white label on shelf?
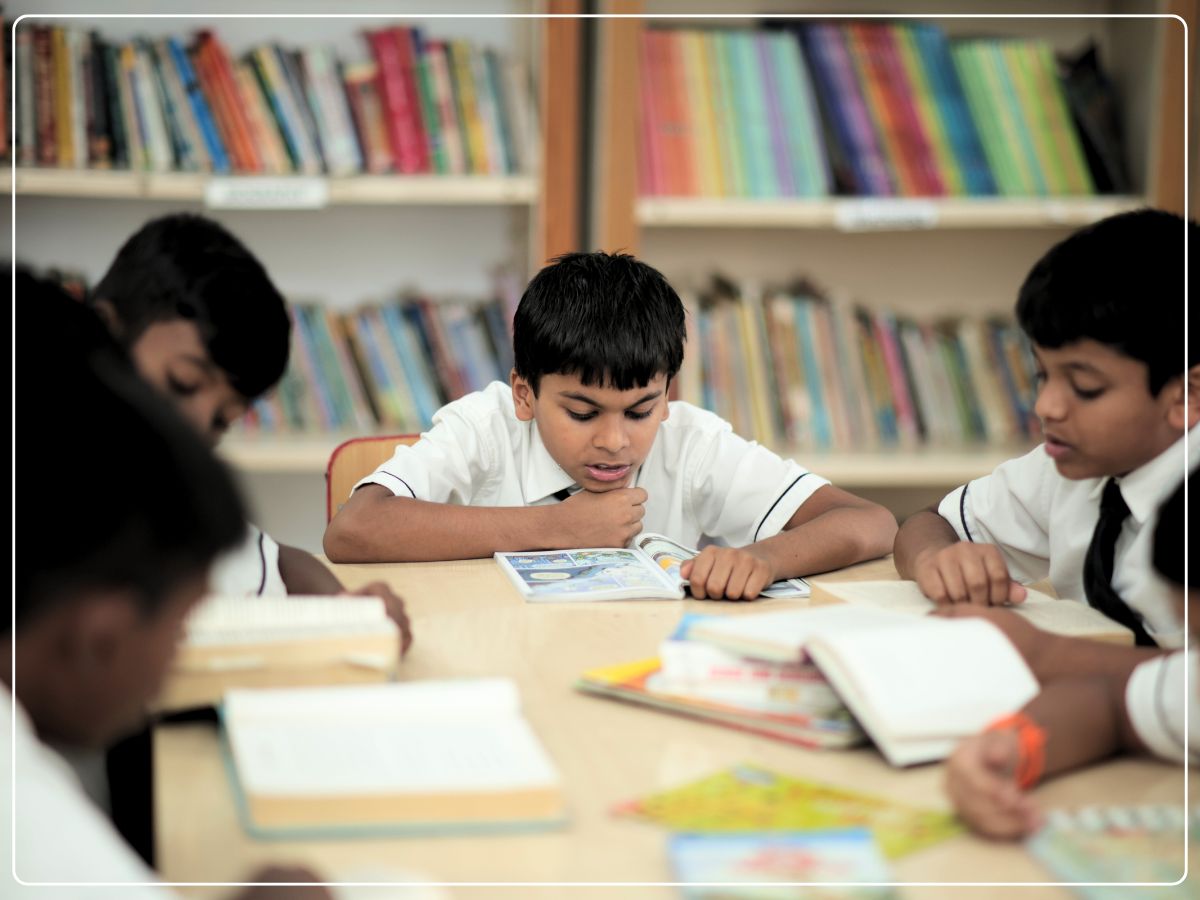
[205,177,329,210]
[834,199,939,232]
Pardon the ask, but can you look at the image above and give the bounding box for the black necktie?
[1083,478,1154,646]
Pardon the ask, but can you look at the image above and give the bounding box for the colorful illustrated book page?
[614,763,961,859]
[670,829,898,899]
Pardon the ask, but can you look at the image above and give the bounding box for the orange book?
[190,39,244,170]
[197,33,262,172]
[658,30,697,196]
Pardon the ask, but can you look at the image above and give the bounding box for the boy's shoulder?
[662,399,735,438]
[433,380,516,425]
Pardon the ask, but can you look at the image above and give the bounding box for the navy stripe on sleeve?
[255,529,267,596]
[959,484,975,543]
[754,473,810,542]
[377,470,417,499]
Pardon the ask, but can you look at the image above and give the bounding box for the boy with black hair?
[5,271,329,897]
[895,209,1197,646]
[942,469,1195,840]
[90,214,407,636]
[325,251,897,600]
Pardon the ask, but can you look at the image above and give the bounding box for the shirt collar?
[1114,426,1199,525]
[520,419,578,503]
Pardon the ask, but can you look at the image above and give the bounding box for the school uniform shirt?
[207,523,287,597]
[937,429,1197,648]
[0,692,176,897]
[355,381,831,550]
[1125,648,1199,763]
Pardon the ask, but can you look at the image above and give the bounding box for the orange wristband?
[985,712,1046,790]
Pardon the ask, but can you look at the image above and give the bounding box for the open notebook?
[810,580,1134,644]
[690,605,1039,766]
[221,679,566,837]
[158,594,400,711]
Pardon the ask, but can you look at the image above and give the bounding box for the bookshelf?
[590,0,1195,515]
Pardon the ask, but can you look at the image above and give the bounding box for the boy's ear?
[510,369,536,422]
[91,298,123,338]
[52,590,141,676]
[1165,365,1200,432]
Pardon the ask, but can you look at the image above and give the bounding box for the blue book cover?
[292,307,337,430]
[381,304,441,428]
[793,296,831,449]
[670,830,897,899]
[796,25,873,196]
[166,37,230,172]
[769,32,831,197]
[351,311,401,426]
[728,30,778,198]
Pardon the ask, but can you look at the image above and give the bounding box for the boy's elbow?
[856,502,898,561]
[323,510,371,563]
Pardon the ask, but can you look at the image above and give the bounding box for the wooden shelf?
[220,434,1032,486]
[636,195,1145,231]
[4,167,539,207]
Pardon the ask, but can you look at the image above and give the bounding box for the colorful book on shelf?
[220,678,566,837]
[342,61,393,173]
[449,39,488,174]
[616,763,961,859]
[158,594,400,712]
[166,36,229,172]
[670,830,898,899]
[497,534,812,604]
[1026,804,1195,897]
[578,658,862,750]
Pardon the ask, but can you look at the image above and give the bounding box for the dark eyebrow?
[1062,361,1107,376]
[559,390,663,410]
[180,353,220,376]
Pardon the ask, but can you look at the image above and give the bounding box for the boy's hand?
[945,730,1043,840]
[344,581,413,656]
[913,542,1027,607]
[554,487,647,548]
[934,605,1054,678]
[680,546,775,601]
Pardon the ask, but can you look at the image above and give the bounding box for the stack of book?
[240,287,517,436]
[676,276,1041,452]
[11,23,536,176]
[640,21,1103,198]
[576,612,866,750]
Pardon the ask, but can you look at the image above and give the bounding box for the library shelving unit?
[590,0,1195,507]
[8,1,585,550]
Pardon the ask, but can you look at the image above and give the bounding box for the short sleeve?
[354,392,499,504]
[936,446,1057,584]
[208,524,287,597]
[687,420,830,547]
[1125,649,1199,763]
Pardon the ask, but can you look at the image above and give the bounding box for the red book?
[874,25,945,196]
[390,27,431,173]
[637,31,662,195]
[365,28,423,173]
[197,32,262,172]
[659,30,696,196]
[846,23,919,196]
[191,39,246,170]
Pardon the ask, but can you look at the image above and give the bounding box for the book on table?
[495,532,810,602]
[157,594,401,712]
[809,579,1135,644]
[220,678,566,837]
[689,605,1040,766]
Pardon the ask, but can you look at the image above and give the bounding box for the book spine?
[166,37,228,172]
[366,29,421,173]
[291,306,337,430]
[381,303,441,424]
[248,47,302,171]
[450,39,489,174]
[191,37,244,171]
[275,46,326,172]
[413,32,447,174]
[426,41,466,175]
[233,59,287,174]
[875,24,946,195]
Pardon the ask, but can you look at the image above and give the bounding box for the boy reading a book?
[894,210,1196,646]
[89,214,408,644]
[5,272,330,897]
[943,470,1194,840]
[325,251,896,599]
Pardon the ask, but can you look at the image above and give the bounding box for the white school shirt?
[1125,648,1199,763]
[355,381,831,549]
[937,430,1197,648]
[207,523,287,597]
[1,692,176,897]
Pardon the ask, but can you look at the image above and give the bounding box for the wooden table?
[155,557,1192,898]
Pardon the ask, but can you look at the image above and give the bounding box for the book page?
[692,604,918,662]
[497,548,680,598]
[186,595,395,646]
[225,680,559,795]
[810,580,1132,641]
[634,533,812,598]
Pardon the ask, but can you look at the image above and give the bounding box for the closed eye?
[567,410,596,422]
[626,409,653,420]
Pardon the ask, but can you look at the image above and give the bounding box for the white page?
[187,594,395,645]
[691,604,918,661]
[225,679,559,796]
[811,580,1131,640]
[810,618,1039,742]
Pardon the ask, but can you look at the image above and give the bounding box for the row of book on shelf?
[4,21,537,177]
[241,272,1041,454]
[640,21,1128,199]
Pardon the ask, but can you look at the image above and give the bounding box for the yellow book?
[679,31,722,196]
[735,290,778,445]
[450,40,489,174]
[52,27,73,167]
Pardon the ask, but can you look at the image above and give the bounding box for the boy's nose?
[593,419,630,452]
[1034,383,1067,422]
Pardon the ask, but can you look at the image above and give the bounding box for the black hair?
[1016,209,1196,395]
[15,268,247,630]
[1151,467,1193,591]
[90,213,290,401]
[513,251,686,393]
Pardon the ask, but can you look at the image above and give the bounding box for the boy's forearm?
[752,503,897,578]
[324,489,561,562]
[1029,634,1165,684]
[277,544,344,594]
[1024,676,1130,779]
[894,508,960,578]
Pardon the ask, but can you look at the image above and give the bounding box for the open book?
[690,605,1040,766]
[221,679,565,837]
[157,594,400,711]
[810,580,1135,644]
[495,532,810,602]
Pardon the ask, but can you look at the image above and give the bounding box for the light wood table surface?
[155,557,1192,898]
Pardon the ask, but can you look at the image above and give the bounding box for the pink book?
[365,28,423,173]
[874,24,945,196]
[639,30,666,195]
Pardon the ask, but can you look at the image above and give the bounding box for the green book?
[710,31,747,196]
[728,30,777,198]
[952,43,1024,195]
[412,33,446,175]
[1003,41,1069,194]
